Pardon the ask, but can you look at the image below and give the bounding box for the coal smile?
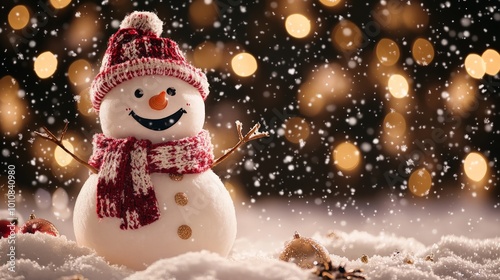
[129,108,187,131]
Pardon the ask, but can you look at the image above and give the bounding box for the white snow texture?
[1,229,499,280]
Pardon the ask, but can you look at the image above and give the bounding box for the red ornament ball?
[20,214,60,237]
[0,219,19,238]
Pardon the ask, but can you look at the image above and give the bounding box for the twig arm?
[34,123,98,174]
[212,121,269,168]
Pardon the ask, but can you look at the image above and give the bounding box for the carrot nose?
[149,91,168,110]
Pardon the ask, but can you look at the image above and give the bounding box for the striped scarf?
[88,130,213,230]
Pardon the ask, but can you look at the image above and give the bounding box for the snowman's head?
[99,75,205,143]
[90,12,210,143]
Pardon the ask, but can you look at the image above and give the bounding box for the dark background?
[1,0,499,213]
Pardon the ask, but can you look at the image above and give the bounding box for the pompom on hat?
[90,11,209,112]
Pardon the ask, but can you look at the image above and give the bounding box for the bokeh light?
[319,0,341,7]
[0,76,27,135]
[68,59,92,87]
[193,41,223,69]
[54,140,74,167]
[76,88,94,116]
[297,84,325,117]
[402,3,429,31]
[50,0,71,9]
[376,38,400,66]
[371,2,404,31]
[388,74,409,98]
[383,111,406,138]
[52,187,69,210]
[408,168,432,197]
[34,51,58,79]
[285,14,311,39]
[189,0,217,28]
[333,142,361,172]
[412,38,435,66]
[297,63,349,117]
[284,117,311,144]
[481,49,500,76]
[66,4,100,50]
[446,73,477,113]
[332,20,363,52]
[463,152,488,182]
[464,53,486,79]
[8,5,30,30]
[35,188,52,210]
[231,52,258,77]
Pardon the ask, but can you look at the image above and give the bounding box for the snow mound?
[314,230,427,258]
[315,232,500,280]
[1,232,499,280]
[0,233,130,280]
[126,251,307,280]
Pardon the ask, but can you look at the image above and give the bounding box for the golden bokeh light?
[481,49,500,76]
[54,140,74,167]
[68,59,92,87]
[297,64,350,117]
[464,53,486,79]
[0,76,19,95]
[231,52,258,77]
[408,168,432,197]
[8,5,30,30]
[333,142,361,172]
[50,0,71,9]
[332,20,363,52]
[76,88,94,116]
[284,117,311,144]
[383,111,406,138]
[297,84,325,117]
[388,74,409,98]
[319,0,341,7]
[402,3,429,31]
[371,2,404,31]
[446,73,477,113]
[463,152,488,182]
[412,38,435,66]
[193,41,223,69]
[0,76,27,135]
[189,0,218,28]
[285,14,311,39]
[66,4,100,50]
[376,38,400,66]
[34,51,58,79]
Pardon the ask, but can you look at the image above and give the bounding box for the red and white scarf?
[88,130,214,230]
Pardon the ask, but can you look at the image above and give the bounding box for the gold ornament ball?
[279,231,331,269]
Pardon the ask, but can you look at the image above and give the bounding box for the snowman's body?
[74,171,236,269]
[74,45,237,269]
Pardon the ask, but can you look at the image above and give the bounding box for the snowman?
[46,11,268,270]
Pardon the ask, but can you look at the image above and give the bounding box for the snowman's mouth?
[129,108,187,131]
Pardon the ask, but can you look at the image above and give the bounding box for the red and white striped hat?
[90,11,209,112]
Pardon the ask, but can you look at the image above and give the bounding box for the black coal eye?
[134,89,144,98]
[166,87,176,96]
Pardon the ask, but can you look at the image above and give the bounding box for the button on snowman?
[72,11,243,270]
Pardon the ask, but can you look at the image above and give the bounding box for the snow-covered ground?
[1,197,499,280]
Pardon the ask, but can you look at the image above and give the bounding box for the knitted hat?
[90,11,209,112]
